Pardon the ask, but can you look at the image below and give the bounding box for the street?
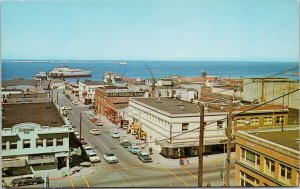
[47,89,235,187]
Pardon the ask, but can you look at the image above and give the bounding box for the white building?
[127,97,228,158]
[79,81,105,105]
[2,102,72,177]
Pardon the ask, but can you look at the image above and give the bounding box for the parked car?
[72,101,78,105]
[87,152,101,163]
[83,145,92,151]
[137,152,153,163]
[89,129,101,135]
[120,139,132,148]
[11,176,44,187]
[95,121,103,126]
[61,106,72,110]
[128,146,141,154]
[111,131,120,138]
[90,117,99,123]
[103,153,118,163]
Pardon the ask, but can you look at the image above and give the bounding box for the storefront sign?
[108,92,144,97]
[19,128,35,133]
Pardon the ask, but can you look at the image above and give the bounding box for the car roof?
[91,129,99,131]
[106,152,114,156]
[140,152,149,155]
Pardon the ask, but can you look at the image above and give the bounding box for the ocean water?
[1,60,299,82]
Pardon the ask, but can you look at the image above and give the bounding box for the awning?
[28,154,56,165]
[2,157,27,168]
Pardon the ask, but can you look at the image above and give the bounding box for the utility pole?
[57,90,59,104]
[79,111,82,141]
[198,104,205,187]
[282,92,285,132]
[224,101,233,186]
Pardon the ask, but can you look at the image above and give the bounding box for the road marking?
[69,177,75,188]
[180,167,197,180]
[153,164,190,187]
[82,176,90,187]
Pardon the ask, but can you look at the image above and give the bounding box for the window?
[241,148,260,168]
[23,139,30,149]
[264,158,275,176]
[2,142,6,150]
[263,117,273,125]
[36,139,43,147]
[182,123,189,131]
[237,118,246,126]
[240,171,259,186]
[280,164,291,183]
[250,117,259,126]
[10,141,17,149]
[47,139,53,147]
[217,121,223,128]
[57,138,63,146]
[276,116,285,124]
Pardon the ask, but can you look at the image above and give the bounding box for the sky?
[1,0,299,61]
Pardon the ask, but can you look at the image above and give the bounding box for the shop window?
[2,142,6,150]
[217,121,223,128]
[47,139,53,147]
[240,171,259,186]
[57,138,64,146]
[264,158,275,176]
[36,139,43,148]
[10,141,17,149]
[263,117,273,125]
[250,117,259,126]
[182,123,189,131]
[23,139,30,149]
[276,116,285,124]
[280,164,291,183]
[240,147,260,169]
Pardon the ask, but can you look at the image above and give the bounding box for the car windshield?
[133,147,139,150]
[90,154,97,157]
[107,153,114,156]
[142,155,151,159]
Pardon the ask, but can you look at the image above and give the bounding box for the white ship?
[118,61,128,65]
[49,65,91,78]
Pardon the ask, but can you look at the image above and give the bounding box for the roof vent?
[156,98,162,103]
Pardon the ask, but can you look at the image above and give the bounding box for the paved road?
[48,89,235,187]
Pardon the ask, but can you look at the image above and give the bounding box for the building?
[95,86,145,123]
[242,78,299,110]
[127,97,229,158]
[2,102,71,177]
[78,81,105,105]
[235,128,300,186]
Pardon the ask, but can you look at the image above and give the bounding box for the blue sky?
[1,0,299,61]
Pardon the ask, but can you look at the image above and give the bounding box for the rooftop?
[131,97,203,115]
[2,102,65,128]
[81,81,105,86]
[249,129,300,151]
[2,79,39,87]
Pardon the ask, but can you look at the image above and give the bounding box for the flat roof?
[131,97,201,115]
[249,130,299,151]
[2,102,65,128]
[81,81,105,85]
[2,79,39,87]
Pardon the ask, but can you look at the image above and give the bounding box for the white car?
[61,106,72,110]
[87,152,101,163]
[72,101,78,105]
[83,145,92,151]
[111,131,120,138]
[103,153,118,163]
[89,129,100,135]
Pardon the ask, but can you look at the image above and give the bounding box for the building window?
[10,141,17,149]
[263,117,273,125]
[47,139,53,147]
[57,138,63,146]
[250,117,259,126]
[182,123,189,131]
[36,139,43,148]
[241,148,260,168]
[280,164,291,183]
[240,171,259,186]
[276,116,285,124]
[217,121,223,128]
[23,139,30,149]
[237,118,246,126]
[264,158,275,176]
[2,142,6,150]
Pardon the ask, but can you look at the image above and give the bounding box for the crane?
[146,65,156,97]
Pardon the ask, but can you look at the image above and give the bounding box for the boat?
[49,65,91,78]
[118,61,128,65]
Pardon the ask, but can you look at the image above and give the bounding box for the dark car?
[120,140,132,148]
[137,152,153,163]
[11,176,44,187]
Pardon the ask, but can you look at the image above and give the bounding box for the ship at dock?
[49,66,91,78]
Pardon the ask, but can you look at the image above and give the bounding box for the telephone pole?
[57,90,59,104]
[79,112,82,141]
[224,101,233,186]
[198,104,205,187]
